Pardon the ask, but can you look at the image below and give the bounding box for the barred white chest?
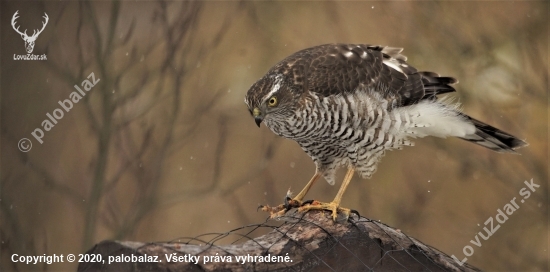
[263,90,474,185]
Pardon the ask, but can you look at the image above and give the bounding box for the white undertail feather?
[394,98,476,139]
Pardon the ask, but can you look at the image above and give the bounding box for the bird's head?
[244,73,299,128]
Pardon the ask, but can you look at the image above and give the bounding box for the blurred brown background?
[1,1,547,271]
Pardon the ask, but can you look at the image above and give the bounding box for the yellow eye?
[267,96,278,107]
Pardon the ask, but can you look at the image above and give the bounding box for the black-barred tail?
[459,116,528,153]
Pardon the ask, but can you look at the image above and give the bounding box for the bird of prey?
[244,44,527,221]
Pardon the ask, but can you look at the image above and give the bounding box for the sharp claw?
[260,197,304,219]
[258,201,293,219]
[297,201,357,222]
[283,196,292,209]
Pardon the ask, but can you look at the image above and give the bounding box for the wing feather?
[270,43,457,108]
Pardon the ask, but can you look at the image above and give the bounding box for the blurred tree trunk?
[78,210,481,272]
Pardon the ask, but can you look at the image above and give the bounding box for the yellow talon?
[298,200,351,221]
[259,167,356,221]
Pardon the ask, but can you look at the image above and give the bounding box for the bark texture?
[78,210,481,271]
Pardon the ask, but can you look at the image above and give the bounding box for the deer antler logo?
[11,11,49,54]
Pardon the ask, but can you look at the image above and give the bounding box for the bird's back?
[270,44,457,108]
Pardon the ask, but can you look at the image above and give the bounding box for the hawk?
[244,44,527,221]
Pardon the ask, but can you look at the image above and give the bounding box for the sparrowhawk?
[244,44,527,221]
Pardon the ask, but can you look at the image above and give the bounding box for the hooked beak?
[253,107,263,127]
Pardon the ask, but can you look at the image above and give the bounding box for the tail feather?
[459,116,528,153]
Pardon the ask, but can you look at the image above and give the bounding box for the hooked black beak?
[253,107,262,127]
[254,117,262,127]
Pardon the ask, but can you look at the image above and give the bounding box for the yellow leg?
[333,167,355,207]
[259,172,322,218]
[293,171,322,201]
[299,167,355,221]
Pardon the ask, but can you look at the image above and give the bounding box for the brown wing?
[270,43,457,108]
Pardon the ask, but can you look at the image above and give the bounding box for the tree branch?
[78,210,481,272]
